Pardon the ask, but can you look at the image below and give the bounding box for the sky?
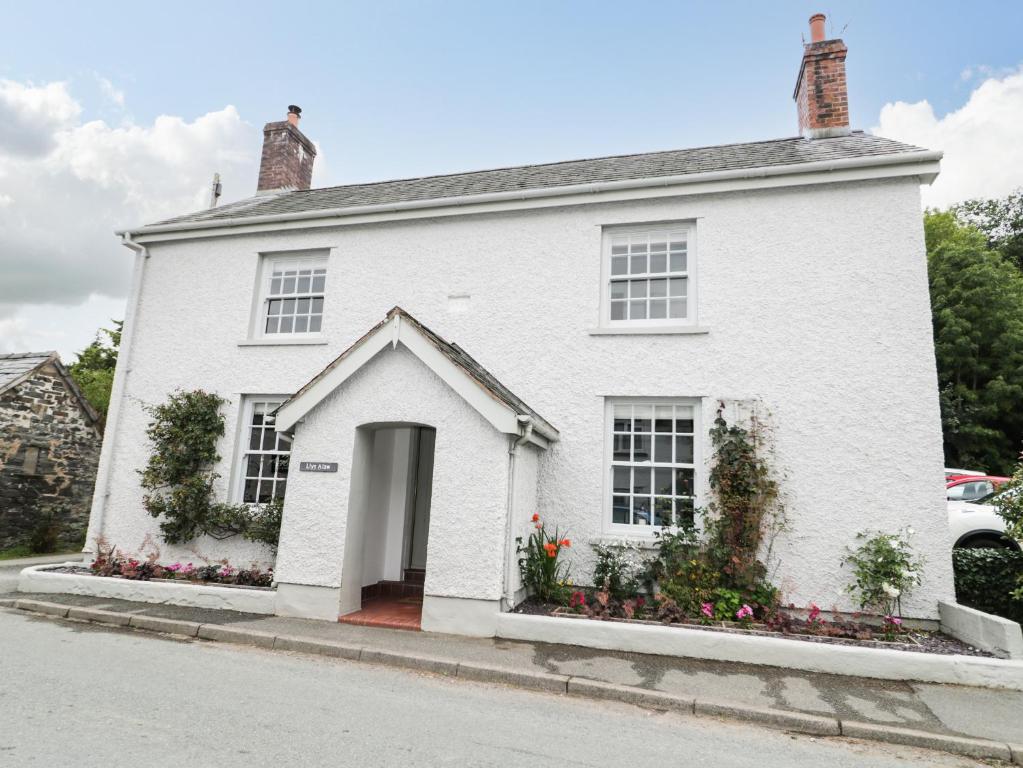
[1,0,1022,360]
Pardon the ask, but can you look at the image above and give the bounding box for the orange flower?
[560,538,571,548]
[543,542,557,558]
[531,513,540,523]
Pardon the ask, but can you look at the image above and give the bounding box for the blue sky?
[1,1,1022,359]
[3,0,1021,186]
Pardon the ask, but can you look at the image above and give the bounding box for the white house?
[85,16,953,635]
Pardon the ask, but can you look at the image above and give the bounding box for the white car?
[948,488,1020,550]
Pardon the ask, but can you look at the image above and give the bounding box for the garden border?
[495,612,1023,691]
[17,563,276,614]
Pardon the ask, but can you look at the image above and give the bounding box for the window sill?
[237,337,328,347]
[588,326,709,336]
[589,534,662,551]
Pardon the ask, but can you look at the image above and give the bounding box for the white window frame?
[598,223,697,329]
[602,397,701,537]
[250,251,329,340]
[232,396,292,505]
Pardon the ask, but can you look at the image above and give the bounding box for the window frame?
[251,251,329,340]
[598,223,698,329]
[232,395,293,505]
[602,397,702,537]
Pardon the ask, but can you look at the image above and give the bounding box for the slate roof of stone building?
[0,351,100,423]
[151,132,931,228]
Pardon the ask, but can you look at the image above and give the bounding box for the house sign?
[299,461,338,473]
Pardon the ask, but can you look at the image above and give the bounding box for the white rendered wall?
[275,343,511,601]
[95,176,952,617]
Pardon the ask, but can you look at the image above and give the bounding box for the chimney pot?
[809,13,826,43]
[257,105,317,194]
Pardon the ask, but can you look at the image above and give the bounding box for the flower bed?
[514,593,991,657]
[84,551,273,588]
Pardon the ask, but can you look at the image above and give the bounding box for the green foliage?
[28,512,61,554]
[516,515,571,603]
[702,407,783,592]
[591,541,642,601]
[952,547,1023,623]
[925,206,1023,474]
[843,530,924,616]
[139,389,281,549]
[67,321,122,422]
[951,189,1023,271]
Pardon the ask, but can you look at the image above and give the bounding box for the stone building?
[0,352,102,552]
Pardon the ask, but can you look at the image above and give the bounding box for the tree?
[925,212,1023,474]
[951,190,1023,272]
[67,321,122,424]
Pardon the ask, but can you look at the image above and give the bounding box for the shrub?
[843,529,924,617]
[28,513,61,554]
[591,540,643,601]
[516,514,571,603]
[139,389,281,549]
[953,548,1023,624]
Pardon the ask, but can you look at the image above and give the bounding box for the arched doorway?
[338,422,436,630]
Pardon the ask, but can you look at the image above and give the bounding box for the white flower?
[906,527,915,535]
[882,582,901,598]
[900,568,915,580]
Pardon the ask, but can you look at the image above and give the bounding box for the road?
[0,610,990,767]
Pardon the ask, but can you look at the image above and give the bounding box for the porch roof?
[274,307,559,446]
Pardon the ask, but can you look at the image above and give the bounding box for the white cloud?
[0,79,260,318]
[873,66,1023,208]
[96,75,125,108]
[0,294,126,361]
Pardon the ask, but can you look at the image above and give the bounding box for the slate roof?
[151,132,931,229]
[0,352,57,393]
[280,307,558,440]
[0,351,100,423]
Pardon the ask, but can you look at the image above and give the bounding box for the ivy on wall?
[139,389,281,549]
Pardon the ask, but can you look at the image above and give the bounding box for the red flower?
[531,513,540,523]
[543,542,558,558]
[559,538,571,548]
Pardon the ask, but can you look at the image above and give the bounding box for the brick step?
[403,568,426,585]
[362,580,424,601]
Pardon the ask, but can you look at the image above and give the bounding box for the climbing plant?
[139,389,282,548]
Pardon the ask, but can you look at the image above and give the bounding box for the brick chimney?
[793,14,851,138]
[256,105,317,194]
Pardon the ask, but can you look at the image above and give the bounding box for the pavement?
[3,590,1022,762]
[0,554,83,593]
[0,609,1001,768]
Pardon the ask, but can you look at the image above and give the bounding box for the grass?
[0,545,81,561]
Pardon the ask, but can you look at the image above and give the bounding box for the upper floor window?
[255,253,327,337]
[601,226,694,327]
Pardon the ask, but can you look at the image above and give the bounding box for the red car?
[946,475,1011,502]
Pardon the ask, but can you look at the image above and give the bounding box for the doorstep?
[339,595,422,631]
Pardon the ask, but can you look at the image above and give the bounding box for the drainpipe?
[501,415,533,611]
[83,232,149,558]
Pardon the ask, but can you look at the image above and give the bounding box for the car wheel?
[957,535,1016,550]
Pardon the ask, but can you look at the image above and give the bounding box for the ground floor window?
[237,397,292,504]
[606,398,698,531]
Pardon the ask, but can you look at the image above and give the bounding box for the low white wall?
[421,595,501,637]
[275,582,341,621]
[18,565,276,615]
[495,612,1023,691]
[939,600,1023,660]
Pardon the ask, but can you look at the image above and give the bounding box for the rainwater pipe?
[83,232,149,558]
[501,415,534,610]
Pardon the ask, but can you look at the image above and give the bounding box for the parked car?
[945,467,986,481]
[948,486,1020,550]
[946,475,1011,502]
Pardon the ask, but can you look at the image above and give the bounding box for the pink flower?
[884,615,902,626]
[736,604,754,620]
[807,603,821,623]
[701,602,714,618]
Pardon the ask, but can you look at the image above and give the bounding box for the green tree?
[926,212,1023,473]
[67,320,122,423]
[951,190,1023,272]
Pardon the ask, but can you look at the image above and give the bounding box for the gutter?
[502,416,534,611]
[117,150,943,238]
[84,233,149,555]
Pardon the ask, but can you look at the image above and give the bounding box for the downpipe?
[501,416,533,611]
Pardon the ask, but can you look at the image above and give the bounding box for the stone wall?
[0,363,102,551]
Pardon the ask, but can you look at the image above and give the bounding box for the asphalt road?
[0,611,990,768]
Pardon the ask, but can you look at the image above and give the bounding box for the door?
[403,427,435,571]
